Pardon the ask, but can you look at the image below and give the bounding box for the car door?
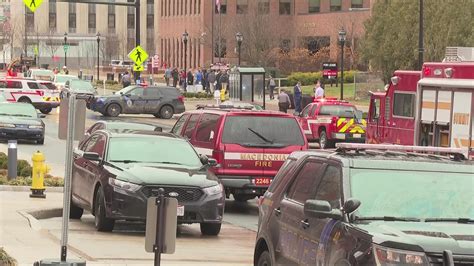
[182,114,201,141]
[72,135,99,207]
[84,133,108,207]
[275,159,326,265]
[143,88,163,114]
[298,104,313,138]
[123,87,146,114]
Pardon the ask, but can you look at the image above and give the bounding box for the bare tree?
[45,30,59,61]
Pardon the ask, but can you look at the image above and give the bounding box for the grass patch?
[0,248,17,266]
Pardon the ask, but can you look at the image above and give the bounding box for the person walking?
[180,70,187,90]
[268,75,276,100]
[121,71,131,88]
[314,79,324,99]
[164,67,172,86]
[278,89,291,113]
[172,68,179,87]
[187,69,194,86]
[215,70,222,91]
[294,81,303,113]
[219,70,229,93]
[208,70,216,93]
[202,69,208,93]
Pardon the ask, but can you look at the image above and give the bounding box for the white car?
[54,74,79,91]
[0,78,60,114]
[27,69,55,82]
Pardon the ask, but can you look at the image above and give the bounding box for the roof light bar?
[336,143,466,156]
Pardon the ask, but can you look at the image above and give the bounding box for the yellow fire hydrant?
[30,151,50,198]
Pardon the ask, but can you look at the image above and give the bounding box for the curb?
[0,185,63,192]
[18,208,63,231]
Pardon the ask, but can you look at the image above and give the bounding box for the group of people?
[163,67,230,95]
[277,79,325,114]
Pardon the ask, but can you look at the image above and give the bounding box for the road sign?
[128,45,148,66]
[133,64,144,72]
[34,45,39,56]
[23,0,43,13]
[63,44,69,53]
[152,55,160,68]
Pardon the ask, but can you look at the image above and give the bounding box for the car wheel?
[319,130,334,149]
[39,107,52,114]
[159,105,174,119]
[106,103,121,117]
[94,187,115,232]
[257,250,272,266]
[70,200,83,219]
[200,222,221,236]
[37,137,44,145]
[18,97,31,104]
[234,194,255,202]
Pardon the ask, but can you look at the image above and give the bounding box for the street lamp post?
[338,27,346,100]
[235,32,243,66]
[96,32,101,81]
[63,32,68,68]
[182,31,189,91]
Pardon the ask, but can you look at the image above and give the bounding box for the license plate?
[353,134,361,138]
[177,205,184,217]
[254,177,272,186]
[335,133,346,140]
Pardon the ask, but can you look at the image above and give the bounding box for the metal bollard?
[30,151,50,198]
[7,140,17,180]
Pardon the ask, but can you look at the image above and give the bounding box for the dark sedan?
[88,85,185,119]
[0,103,45,144]
[70,130,225,235]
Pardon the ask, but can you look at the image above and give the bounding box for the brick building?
[157,0,373,70]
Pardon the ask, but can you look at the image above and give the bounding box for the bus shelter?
[229,67,266,109]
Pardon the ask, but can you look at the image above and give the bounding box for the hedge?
[285,70,356,86]
[0,152,32,177]
[183,92,213,99]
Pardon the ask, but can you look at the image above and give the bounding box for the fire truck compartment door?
[451,91,472,150]
[436,91,452,124]
[421,89,436,122]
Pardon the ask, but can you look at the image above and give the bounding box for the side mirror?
[83,152,101,162]
[199,155,209,165]
[37,113,46,118]
[208,158,219,167]
[304,200,343,220]
[343,198,361,214]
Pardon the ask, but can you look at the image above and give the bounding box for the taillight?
[36,90,44,96]
[331,116,338,124]
[178,95,185,103]
[423,67,431,77]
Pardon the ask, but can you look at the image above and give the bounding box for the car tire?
[159,105,174,119]
[200,222,221,236]
[18,97,32,104]
[37,137,44,145]
[256,250,272,266]
[39,107,52,114]
[70,200,83,219]
[319,130,334,149]
[106,103,121,117]
[94,188,115,232]
[234,194,255,202]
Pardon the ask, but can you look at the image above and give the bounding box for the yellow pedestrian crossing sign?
[133,64,144,72]
[128,46,148,66]
[23,0,43,13]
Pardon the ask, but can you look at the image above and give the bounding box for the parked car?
[61,80,97,99]
[88,85,185,119]
[254,144,474,266]
[171,105,308,202]
[83,120,162,139]
[0,102,45,144]
[53,74,79,91]
[27,69,54,81]
[0,78,60,114]
[70,130,225,235]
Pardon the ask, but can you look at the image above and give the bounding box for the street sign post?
[23,0,43,12]
[128,45,148,66]
[63,44,69,53]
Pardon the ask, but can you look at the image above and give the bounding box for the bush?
[17,160,32,177]
[0,152,7,169]
[105,80,119,85]
[183,92,213,99]
[286,70,356,86]
[0,175,64,187]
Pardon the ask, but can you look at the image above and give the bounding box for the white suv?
[0,78,60,114]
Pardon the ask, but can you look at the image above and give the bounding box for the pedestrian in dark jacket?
[294,81,302,113]
[208,70,216,93]
[202,69,209,93]
[172,68,179,87]
[187,69,194,86]
[215,71,222,91]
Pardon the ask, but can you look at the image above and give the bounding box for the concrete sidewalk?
[0,189,255,265]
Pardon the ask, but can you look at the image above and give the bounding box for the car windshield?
[222,116,305,147]
[56,75,78,83]
[32,70,54,80]
[107,137,202,167]
[0,103,37,118]
[108,123,157,131]
[69,81,94,91]
[350,168,474,220]
[115,86,136,95]
[319,105,357,117]
[41,82,57,90]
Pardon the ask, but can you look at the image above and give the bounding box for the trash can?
[106,73,114,81]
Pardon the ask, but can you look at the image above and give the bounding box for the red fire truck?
[366,47,474,158]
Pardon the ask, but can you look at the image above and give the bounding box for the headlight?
[373,245,429,266]
[108,178,142,193]
[29,125,43,129]
[203,184,223,196]
[0,123,15,128]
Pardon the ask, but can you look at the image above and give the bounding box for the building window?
[108,4,115,32]
[49,0,56,30]
[147,2,154,28]
[127,7,135,29]
[25,8,34,33]
[280,39,291,53]
[258,0,270,14]
[351,0,363,8]
[197,0,201,14]
[214,38,226,58]
[309,0,320,13]
[237,0,248,14]
[180,0,184,15]
[215,0,227,14]
[88,4,96,32]
[330,0,342,11]
[279,0,292,15]
[68,3,76,33]
[393,93,415,118]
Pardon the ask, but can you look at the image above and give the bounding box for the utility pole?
[24,7,27,57]
[418,0,424,70]
[135,0,141,82]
